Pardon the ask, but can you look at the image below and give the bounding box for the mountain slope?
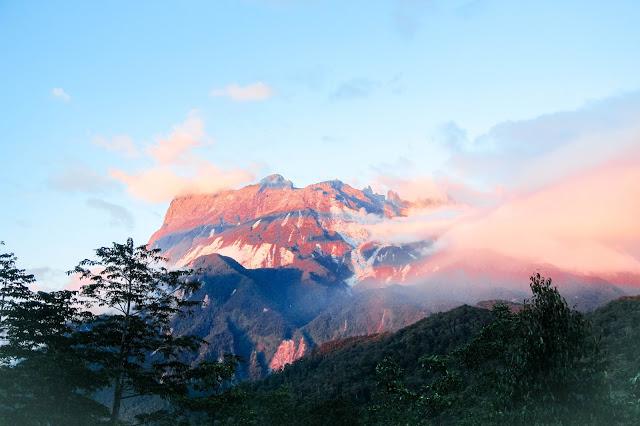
[243,305,493,421]
[172,254,437,378]
[249,305,492,396]
[239,296,640,424]
[171,253,347,377]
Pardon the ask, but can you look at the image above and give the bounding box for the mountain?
[170,253,444,377]
[149,176,442,377]
[150,175,637,300]
[149,175,639,377]
[149,174,421,284]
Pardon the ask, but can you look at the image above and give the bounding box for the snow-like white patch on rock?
[178,237,225,266]
[279,247,295,265]
[347,244,382,285]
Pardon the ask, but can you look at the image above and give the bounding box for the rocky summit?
[149,176,427,286]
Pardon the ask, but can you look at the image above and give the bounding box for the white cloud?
[110,164,254,203]
[447,90,640,191]
[48,166,117,194]
[210,82,274,102]
[51,87,71,102]
[86,198,135,229]
[92,135,139,158]
[331,78,378,100]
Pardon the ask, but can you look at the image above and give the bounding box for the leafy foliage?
[0,241,35,334]
[374,273,618,425]
[234,305,492,424]
[238,273,640,425]
[590,295,640,421]
[0,243,108,425]
[0,240,240,425]
[136,354,242,425]
[69,238,214,424]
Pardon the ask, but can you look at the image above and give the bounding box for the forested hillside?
[247,304,492,421]
[232,279,640,425]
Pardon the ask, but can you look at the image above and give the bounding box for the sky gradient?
[1,0,639,289]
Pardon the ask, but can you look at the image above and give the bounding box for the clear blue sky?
[1,0,639,288]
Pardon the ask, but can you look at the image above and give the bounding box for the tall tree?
[134,354,242,425]
[0,243,108,425]
[0,241,34,336]
[375,273,612,425]
[70,238,205,424]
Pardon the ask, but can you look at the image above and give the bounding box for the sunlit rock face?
[156,176,448,380]
[269,337,307,371]
[149,175,431,285]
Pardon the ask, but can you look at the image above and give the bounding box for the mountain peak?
[317,179,344,190]
[190,253,246,275]
[259,174,294,190]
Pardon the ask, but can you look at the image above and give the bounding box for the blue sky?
[1,0,639,288]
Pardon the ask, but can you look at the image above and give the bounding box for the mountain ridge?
[151,175,639,377]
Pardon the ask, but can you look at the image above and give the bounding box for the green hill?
[233,292,640,425]
[238,305,492,424]
[589,296,640,402]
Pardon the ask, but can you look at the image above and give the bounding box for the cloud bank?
[368,91,640,278]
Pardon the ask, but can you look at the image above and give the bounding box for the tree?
[70,238,205,425]
[375,273,612,425]
[0,241,34,337]
[136,354,242,425]
[0,242,108,424]
[504,273,607,416]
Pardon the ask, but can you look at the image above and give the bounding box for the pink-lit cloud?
[110,163,254,203]
[146,112,207,164]
[363,204,473,244]
[373,175,450,204]
[366,151,640,278]
[371,173,499,208]
[365,92,640,279]
[441,153,640,276]
[107,112,255,203]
